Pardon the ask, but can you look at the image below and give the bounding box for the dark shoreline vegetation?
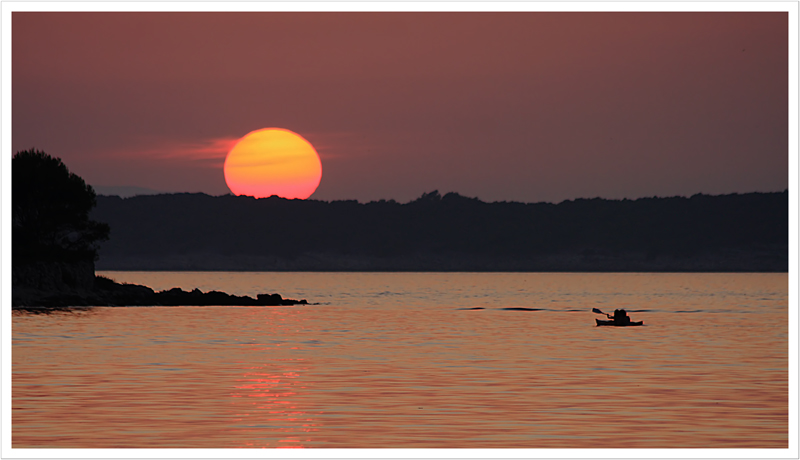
[92,189,787,272]
[12,150,307,308]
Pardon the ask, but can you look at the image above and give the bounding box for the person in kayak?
[607,309,631,325]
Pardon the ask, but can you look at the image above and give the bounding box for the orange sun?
[223,128,322,199]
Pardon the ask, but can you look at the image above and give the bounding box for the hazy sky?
[12,11,788,203]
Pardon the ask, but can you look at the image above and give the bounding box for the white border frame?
[2,2,797,459]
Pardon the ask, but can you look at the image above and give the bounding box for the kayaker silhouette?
[607,309,631,325]
[592,307,643,326]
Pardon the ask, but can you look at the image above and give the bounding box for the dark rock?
[13,275,309,308]
[258,293,283,304]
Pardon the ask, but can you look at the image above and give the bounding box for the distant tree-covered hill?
[91,190,788,272]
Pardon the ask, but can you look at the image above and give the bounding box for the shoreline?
[12,275,308,308]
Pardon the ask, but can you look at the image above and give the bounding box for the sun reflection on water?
[227,310,322,448]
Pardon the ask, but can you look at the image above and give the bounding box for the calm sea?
[12,272,788,448]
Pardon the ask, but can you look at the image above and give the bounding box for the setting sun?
[223,128,322,199]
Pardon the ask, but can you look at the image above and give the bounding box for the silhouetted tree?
[13,150,110,264]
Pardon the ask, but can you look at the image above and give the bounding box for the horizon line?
[93,187,790,206]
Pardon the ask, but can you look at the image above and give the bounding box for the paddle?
[592,307,615,320]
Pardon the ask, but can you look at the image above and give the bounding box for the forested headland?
[11,150,307,307]
[91,190,788,272]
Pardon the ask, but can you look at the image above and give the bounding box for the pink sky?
[12,12,788,203]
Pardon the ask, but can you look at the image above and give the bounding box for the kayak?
[596,319,643,327]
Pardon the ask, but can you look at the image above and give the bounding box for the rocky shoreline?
[12,274,308,309]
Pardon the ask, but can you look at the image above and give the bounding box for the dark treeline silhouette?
[91,190,788,272]
[13,150,110,265]
[13,150,110,294]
